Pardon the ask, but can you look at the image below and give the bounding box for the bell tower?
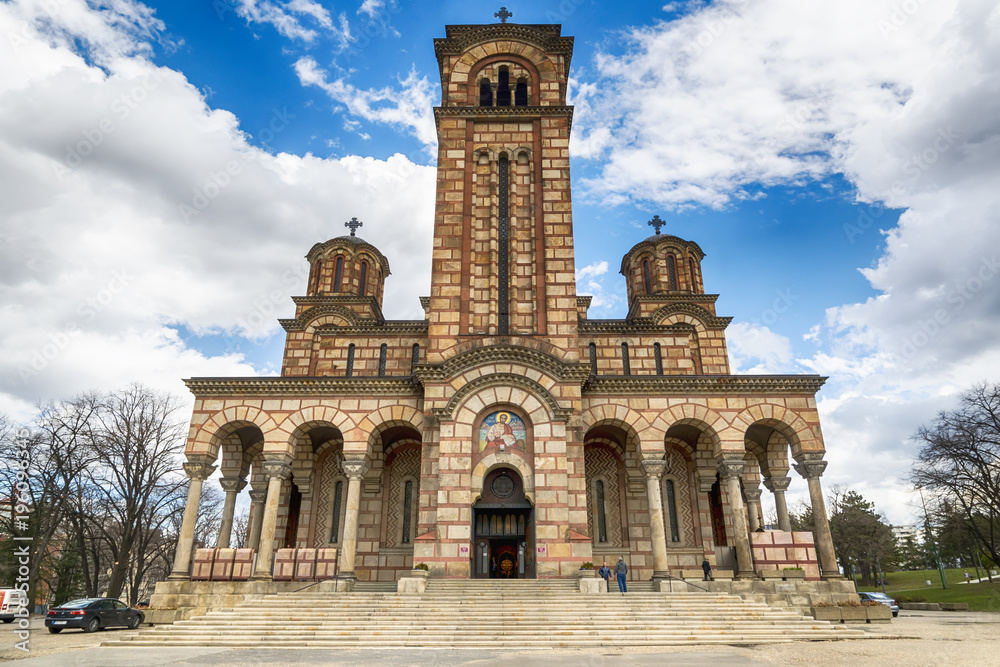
[426,18,578,362]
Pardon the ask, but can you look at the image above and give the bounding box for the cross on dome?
[495,6,512,23]
[648,215,665,235]
[345,217,363,236]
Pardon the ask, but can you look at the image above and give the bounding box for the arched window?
[514,78,528,106]
[595,479,608,543]
[334,256,344,292]
[378,343,388,376]
[654,342,663,375]
[642,259,652,294]
[330,480,344,543]
[667,255,678,290]
[621,342,630,375]
[688,258,698,292]
[588,342,597,376]
[401,480,414,544]
[497,67,511,106]
[358,261,368,296]
[346,343,355,377]
[665,479,680,543]
[309,259,322,294]
[411,343,420,372]
[479,79,493,107]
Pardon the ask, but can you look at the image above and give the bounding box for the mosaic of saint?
[478,411,527,452]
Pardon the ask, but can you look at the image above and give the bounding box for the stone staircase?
[104,579,865,648]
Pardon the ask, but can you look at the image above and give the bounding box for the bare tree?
[231,508,250,549]
[913,382,1000,566]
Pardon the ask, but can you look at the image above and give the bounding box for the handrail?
[661,574,710,593]
[291,555,341,593]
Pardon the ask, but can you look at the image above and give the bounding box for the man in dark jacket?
[702,558,713,581]
[598,562,612,592]
[615,556,628,594]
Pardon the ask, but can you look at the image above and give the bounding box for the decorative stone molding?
[578,320,696,335]
[261,461,293,480]
[219,477,248,494]
[306,237,390,274]
[583,375,827,395]
[434,106,575,126]
[183,462,216,481]
[640,459,667,479]
[743,488,763,503]
[648,303,732,329]
[620,235,707,271]
[184,377,421,398]
[341,459,369,480]
[764,476,792,493]
[248,490,267,503]
[434,23,573,59]
[414,343,590,384]
[794,460,828,480]
[717,457,746,480]
[432,372,573,422]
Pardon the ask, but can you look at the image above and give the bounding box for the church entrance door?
[472,468,534,579]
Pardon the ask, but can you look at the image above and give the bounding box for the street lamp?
[917,486,947,590]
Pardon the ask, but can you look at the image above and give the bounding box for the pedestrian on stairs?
[615,556,628,594]
[598,561,612,592]
[702,558,713,582]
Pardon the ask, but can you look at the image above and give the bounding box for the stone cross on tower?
[648,215,665,235]
[494,6,512,23]
[345,217,363,236]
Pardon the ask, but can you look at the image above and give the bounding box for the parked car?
[859,591,899,617]
[44,598,144,633]
[1,589,29,623]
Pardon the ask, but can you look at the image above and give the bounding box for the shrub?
[782,566,803,570]
[580,562,594,570]
[413,563,430,571]
[836,599,861,607]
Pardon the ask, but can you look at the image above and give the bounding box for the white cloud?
[357,0,384,18]
[575,261,624,314]
[294,56,437,150]
[232,0,348,44]
[0,1,435,421]
[726,322,793,374]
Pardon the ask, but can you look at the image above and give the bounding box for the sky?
[2,0,999,528]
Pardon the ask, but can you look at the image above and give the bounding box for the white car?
[0,589,29,623]
[858,591,899,617]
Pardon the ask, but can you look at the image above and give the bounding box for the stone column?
[744,488,762,532]
[793,456,841,579]
[217,477,247,549]
[641,459,670,579]
[252,460,292,580]
[718,456,755,579]
[168,460,216,580]
[247,488,267,550]
[764,476,792,532]
[338,459,369,579]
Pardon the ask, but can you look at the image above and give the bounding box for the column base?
[821,573,845,580]
[651,570,671,581]
[166,573,191,582]
[734,571,758,580]
[250,571,273,582]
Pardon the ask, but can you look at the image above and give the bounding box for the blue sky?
[2,0,999,525]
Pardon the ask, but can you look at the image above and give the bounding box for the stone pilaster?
[717,455,755,579]
[764,475,792,532]
[252,460,292,580]
[217,476,247,550]
[168,459,216,580]
[793,455,841,579]
[338,458,369,579]
[641,458,669,578]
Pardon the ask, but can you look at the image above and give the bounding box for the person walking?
[598,561,612,592]
[615,556,628,594]
[702,557,713,582]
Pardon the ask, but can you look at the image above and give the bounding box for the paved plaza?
[2,610,997,666]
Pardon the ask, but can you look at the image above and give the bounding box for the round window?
[491,473,515,498]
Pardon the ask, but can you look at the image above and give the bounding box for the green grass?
[856,569,1000,612]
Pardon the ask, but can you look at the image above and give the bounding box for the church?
[164,17,842,590]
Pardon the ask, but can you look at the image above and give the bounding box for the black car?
[44,598,144,633]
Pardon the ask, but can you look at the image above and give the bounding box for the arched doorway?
[472,467,534,579]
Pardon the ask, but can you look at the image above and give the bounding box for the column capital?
[219,476,248,494]
[342,458,369,479]
[640,458,667,479]
[716,456,746,480]
[743,487,762,502]
[695,467,716,493]
[261,461,293,480]
[249,489,268,503]
[183,461,216,481]
[764,475,792,492]
[793,459,827,480]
